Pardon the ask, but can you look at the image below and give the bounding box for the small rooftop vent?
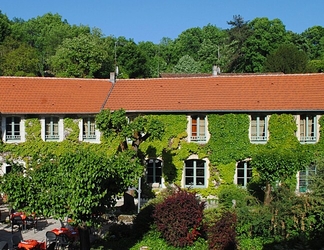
[110,72,116,83]
[212,65,220,76]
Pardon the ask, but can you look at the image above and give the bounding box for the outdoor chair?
[56,234,70,249]
[45,231,57,249]
[11,235,21,250]
[11,216,24,233]
[25,215,37,232]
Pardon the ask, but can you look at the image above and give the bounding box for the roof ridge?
[0,76,109,81]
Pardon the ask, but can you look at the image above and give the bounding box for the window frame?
[5,116,21,141]
[45,117,60,141]
[298,164,316,193]
[82,117,96,140]
[235,161,252,188]
[250,114,268,143]
[146,158,163,186]
[299,114,318,143]
[2,116,25,143]
[184,159,206,188]
[41,116,63,142]
[190,115,207,143]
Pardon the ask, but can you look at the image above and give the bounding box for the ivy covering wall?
[1,113,323,197]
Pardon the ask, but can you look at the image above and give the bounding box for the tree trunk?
[78,226,91,250]
[264,182,272,206]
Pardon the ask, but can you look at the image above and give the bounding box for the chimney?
[110,72,116,83]
[212,65,220,76]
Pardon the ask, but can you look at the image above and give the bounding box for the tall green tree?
[116,38,149,78]
[0,11,11,43]
[287,31,310,53]
[1,149,143,250]
[242,17,288,72]
[301,25,324,60]
[173,55,201,73]
[1,43,40,76]
[198,24,228,72]
[226,15,251,72]
[49,30,110,78]
[173,27,203,62]
[10,13,91,75]
[158,37,176,72]
[307,59,324,73]
[263,44,308,73]
[0,37,40,76]
[138,41,165,77]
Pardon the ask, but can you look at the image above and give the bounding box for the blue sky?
[1,0,324,44]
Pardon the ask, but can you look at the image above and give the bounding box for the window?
[299,115,317,143]
[250,115,268,143]
[45,117,59,140]
[185,159,206,187]
[6,117,21,141]
[236,161,252,187]
[146,159,162,185]
[83,117,96,140]
[299,164,316,192]
[190,116,207,143]
[1,164,12,174]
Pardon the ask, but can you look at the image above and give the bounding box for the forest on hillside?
[0,12,324,79]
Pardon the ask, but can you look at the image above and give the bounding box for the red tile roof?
[104,73,324,112]
[0,77,112,114]
[1,74,324,115]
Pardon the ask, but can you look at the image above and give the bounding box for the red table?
[51,227,78,241]
[11,212,27,220]
[51,227,70,236]
[18,239,40,250]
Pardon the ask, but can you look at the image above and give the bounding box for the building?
[1,73,324,193]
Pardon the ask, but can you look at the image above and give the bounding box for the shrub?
[238,237,264,250]
[217,184,250,209]
[207,211,237,250]
[131,228,209,250]
[152,187,205,247]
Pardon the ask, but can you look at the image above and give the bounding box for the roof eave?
[120,109,324,113]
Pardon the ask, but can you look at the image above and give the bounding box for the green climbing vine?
[0,113,323,198]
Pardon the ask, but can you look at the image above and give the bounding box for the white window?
[235,161,252,187]
[146,159,163,187]
[298,164,316,192]
[184,159,206,188]
[45,117,59,140]
[83,117,96,140]
[41,117,63,142]
[299,114,318,143]
[250,115,268,143]
[6,117,21,141]
[2,116,25,143]
[189,115,208,143]
[79,117,100,143]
